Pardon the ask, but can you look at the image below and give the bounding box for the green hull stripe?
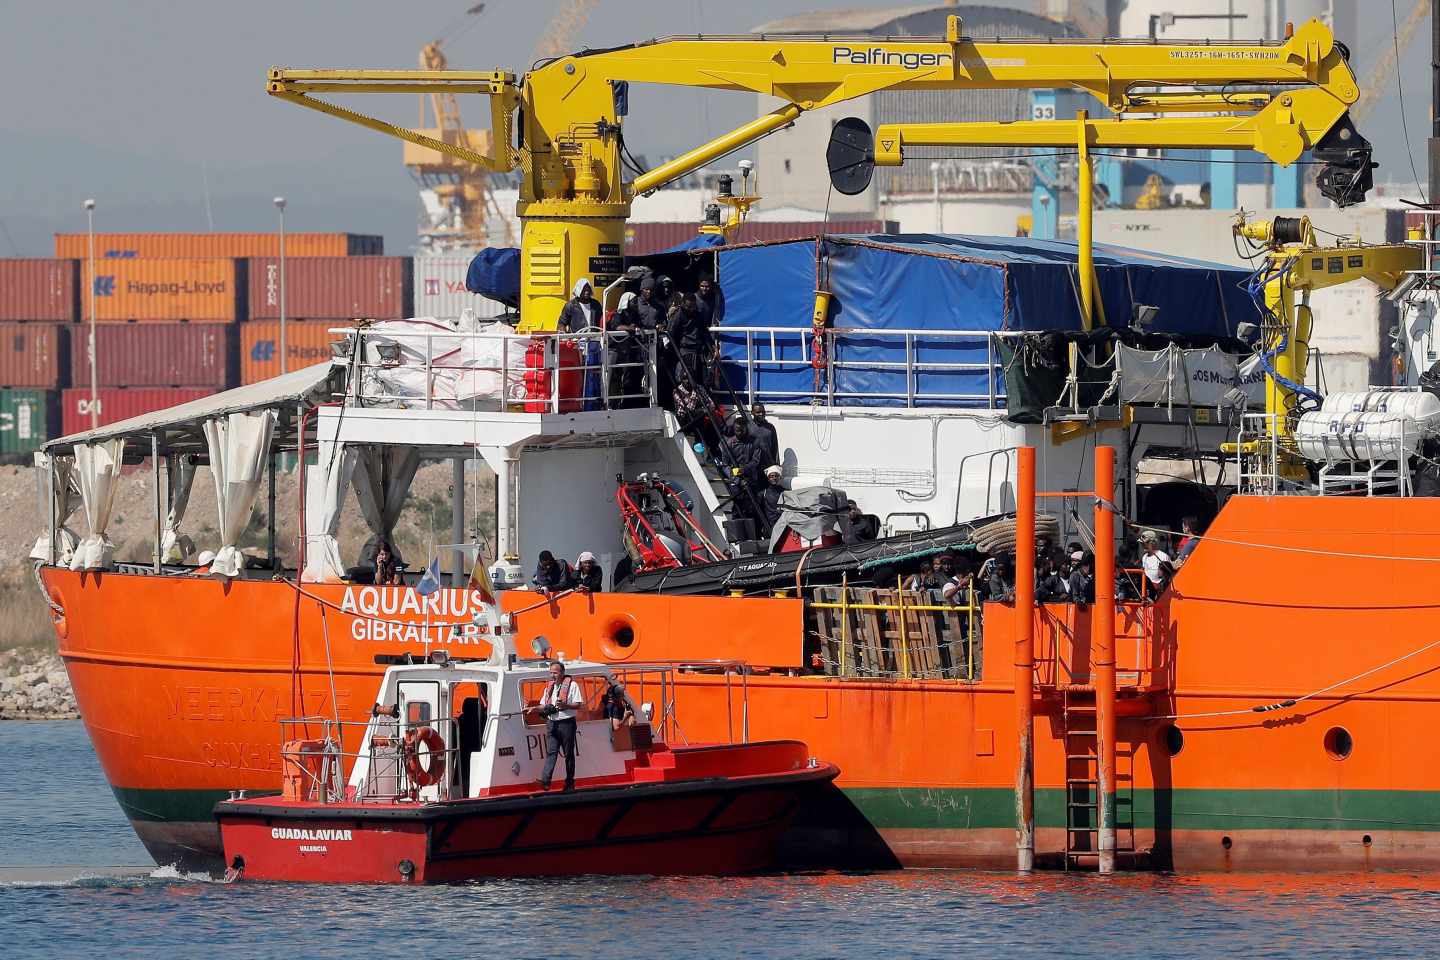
[113,784,1440,833]
[847,787,1440,833]
[112,786,277,824]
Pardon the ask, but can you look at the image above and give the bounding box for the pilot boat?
[215,625,837,883]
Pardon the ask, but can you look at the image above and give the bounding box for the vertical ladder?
[1061,688,1099,869]
[1062,687,1138,869]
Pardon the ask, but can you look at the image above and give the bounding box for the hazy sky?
[0,0,1431,255]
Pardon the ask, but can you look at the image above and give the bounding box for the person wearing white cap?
[1139,529,1173,593]
[760,464,786,532]
[574,550,603,593]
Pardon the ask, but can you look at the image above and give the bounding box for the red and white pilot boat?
[215,620,837,883]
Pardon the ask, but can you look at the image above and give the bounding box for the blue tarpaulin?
[714,234,1260,406]
[659,232,727,254]
[465,247,521,308]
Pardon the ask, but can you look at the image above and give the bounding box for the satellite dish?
[827,117,876,196]
[531,636,552,657]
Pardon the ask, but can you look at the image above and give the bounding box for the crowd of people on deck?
[556,269,882,549]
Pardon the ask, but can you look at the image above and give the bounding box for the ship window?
[1162,725,1184,757]
[1324,727,1353,761]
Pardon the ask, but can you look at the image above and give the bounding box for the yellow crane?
[408,12,515,250]
[269,16,1374,335]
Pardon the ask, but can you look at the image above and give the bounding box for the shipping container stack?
[0,232,394,456]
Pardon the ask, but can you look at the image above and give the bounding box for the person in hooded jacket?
[607,291,645,408]
[557,279,600,333]
[667,290,713,385]
[633,278,664,331]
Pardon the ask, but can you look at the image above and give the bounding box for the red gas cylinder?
[523,336,584,413]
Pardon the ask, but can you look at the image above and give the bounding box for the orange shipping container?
[55,232,382,259]
[240,320,344,384]
[81,258,241,323]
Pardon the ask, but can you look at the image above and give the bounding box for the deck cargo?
[413,254,508,320]
[0,258,78,322]
[0,323,66,388]
[239,319,343,384]
[246,256,412,321]
[81,258,242,323]
[0,388,58,455]
[55,232,382,259]
[75,323,234,389]
[713,234,1260,406]
[623,219,895,256]
[60,386,210,435]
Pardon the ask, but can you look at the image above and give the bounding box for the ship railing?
[717,326,1014,409]
[807,577,982,682]
[614,660,753,746]
[328,326,659,412]
[276,715,462,805]
[1034,576,1162,693]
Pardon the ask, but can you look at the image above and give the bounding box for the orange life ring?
[403,727,447,787]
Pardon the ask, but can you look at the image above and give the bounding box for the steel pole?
[86,203,98,429]
[1430,0,1440,203]
[1092,444,1118,873]
[1077,111,1095,331]
[1014,445,1037,872]
[452,457,466,587]
[278,202,288,374]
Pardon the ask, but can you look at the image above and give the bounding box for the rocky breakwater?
[0,647,78,720]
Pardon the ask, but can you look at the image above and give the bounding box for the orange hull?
[47,494,1440,871]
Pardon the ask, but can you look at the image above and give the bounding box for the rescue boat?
[215,633,837,883]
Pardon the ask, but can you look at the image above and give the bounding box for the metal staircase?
[667,350,768,544]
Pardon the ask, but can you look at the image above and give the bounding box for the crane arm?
[266,16,1374,330]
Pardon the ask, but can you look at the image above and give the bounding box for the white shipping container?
[412,254,508,321]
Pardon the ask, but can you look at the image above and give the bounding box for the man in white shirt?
[538,660,585,791]
[1139,530,1173,595]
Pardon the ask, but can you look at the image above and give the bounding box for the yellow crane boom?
[269,16,1373,330]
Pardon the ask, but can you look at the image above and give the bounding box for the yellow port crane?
[407,32,515,250]
[269,16,1376,332]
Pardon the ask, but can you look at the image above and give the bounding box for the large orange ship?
[42,485,1440,871]
[35,17,1440,874]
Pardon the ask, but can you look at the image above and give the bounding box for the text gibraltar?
[833,47,952,69]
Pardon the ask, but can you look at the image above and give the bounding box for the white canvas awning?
[44,362,341,459]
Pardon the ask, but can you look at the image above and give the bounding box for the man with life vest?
[538,660,585,792]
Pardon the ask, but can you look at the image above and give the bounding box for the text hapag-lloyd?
[832,47,953,69]
[125,280,227,296]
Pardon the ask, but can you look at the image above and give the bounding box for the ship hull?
[46,495,1440,872]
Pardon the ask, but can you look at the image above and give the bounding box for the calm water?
[2,722,1438,959]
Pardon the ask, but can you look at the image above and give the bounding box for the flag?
[467,550,497,606]
[415,557,442,597]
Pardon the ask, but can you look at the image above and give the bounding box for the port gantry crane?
[268,16,1373,331]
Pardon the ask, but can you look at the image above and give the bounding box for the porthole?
[1162,725,1184,757]
[1221,836,1233,850]
[1324,726,1354,761]
[599,615,640,661]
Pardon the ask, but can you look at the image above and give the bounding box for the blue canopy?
[465,247,521,308]
[714,234,1259,406]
